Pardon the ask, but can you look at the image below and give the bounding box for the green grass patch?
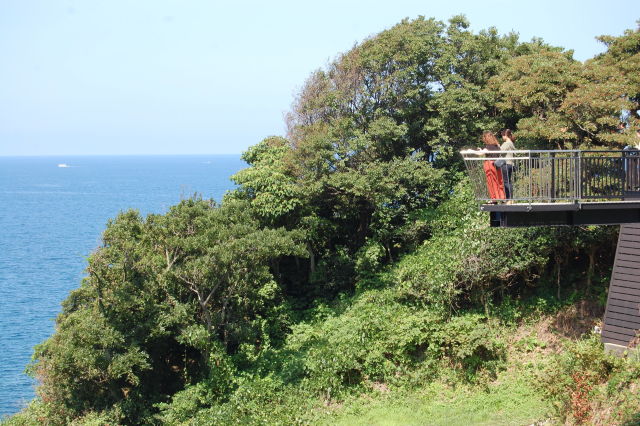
[322,368,550,426]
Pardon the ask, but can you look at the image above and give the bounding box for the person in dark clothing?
[623,144,640,191]
[499,129,516,201]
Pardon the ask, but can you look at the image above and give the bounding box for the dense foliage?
[6,16,640,425]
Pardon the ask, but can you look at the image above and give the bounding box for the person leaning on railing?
[479,131,506,202]
[499,129,516,203]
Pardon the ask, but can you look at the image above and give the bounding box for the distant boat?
[57,163,70,168]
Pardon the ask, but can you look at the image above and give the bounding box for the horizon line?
[0,153,244,158]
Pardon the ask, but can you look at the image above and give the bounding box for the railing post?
[550,152,556,200]
[528,151,533,201]
[576,150,582,201]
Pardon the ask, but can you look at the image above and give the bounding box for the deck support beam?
[482,202,640,227]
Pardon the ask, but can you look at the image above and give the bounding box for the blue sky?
[0,1,638,156]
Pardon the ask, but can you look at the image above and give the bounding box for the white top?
[500,140,516,165]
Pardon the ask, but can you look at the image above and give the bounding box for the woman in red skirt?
[481,131,506,201]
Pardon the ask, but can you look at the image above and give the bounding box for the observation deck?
[463,148,640,352]
[461,149,640,227]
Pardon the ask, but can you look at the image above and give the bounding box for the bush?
[394,180,554,313]
[283,290,505,399]
[189,376,316,425]
[536,334,636,423]
[354,240,387,279]
[310,246,356,298]
[2,400,123,426]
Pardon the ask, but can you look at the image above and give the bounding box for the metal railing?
[460,149,640,203]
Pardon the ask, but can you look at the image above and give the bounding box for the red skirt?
[484,161,506,200]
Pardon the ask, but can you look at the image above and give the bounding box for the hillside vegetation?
[5,16,640,425]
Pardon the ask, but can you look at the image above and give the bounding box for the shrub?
[394,180,554,313]
[190,376,316,425]
[536,334,631,423]
[283,290,505,399]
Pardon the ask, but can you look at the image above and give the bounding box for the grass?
[321,367,551,426]
[314,307,563,426]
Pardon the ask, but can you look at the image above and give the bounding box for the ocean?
[0,155,245,417]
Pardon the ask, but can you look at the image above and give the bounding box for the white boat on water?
[57,163,70,168]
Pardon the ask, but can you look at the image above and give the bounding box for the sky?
[0,1,638,156]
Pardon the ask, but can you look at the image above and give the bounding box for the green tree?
[30,199,306,423]
[490,23,640,148]
[256,16,530,287]
[488,49,581,149]
[230,136,306,225]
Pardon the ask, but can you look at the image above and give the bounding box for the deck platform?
[461,149,640,352]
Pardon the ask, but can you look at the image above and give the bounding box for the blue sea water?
[0,155,245,417]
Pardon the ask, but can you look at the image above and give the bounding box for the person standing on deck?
[500,129,516,202]
[624,129,640,191]
[481,131,506,201]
